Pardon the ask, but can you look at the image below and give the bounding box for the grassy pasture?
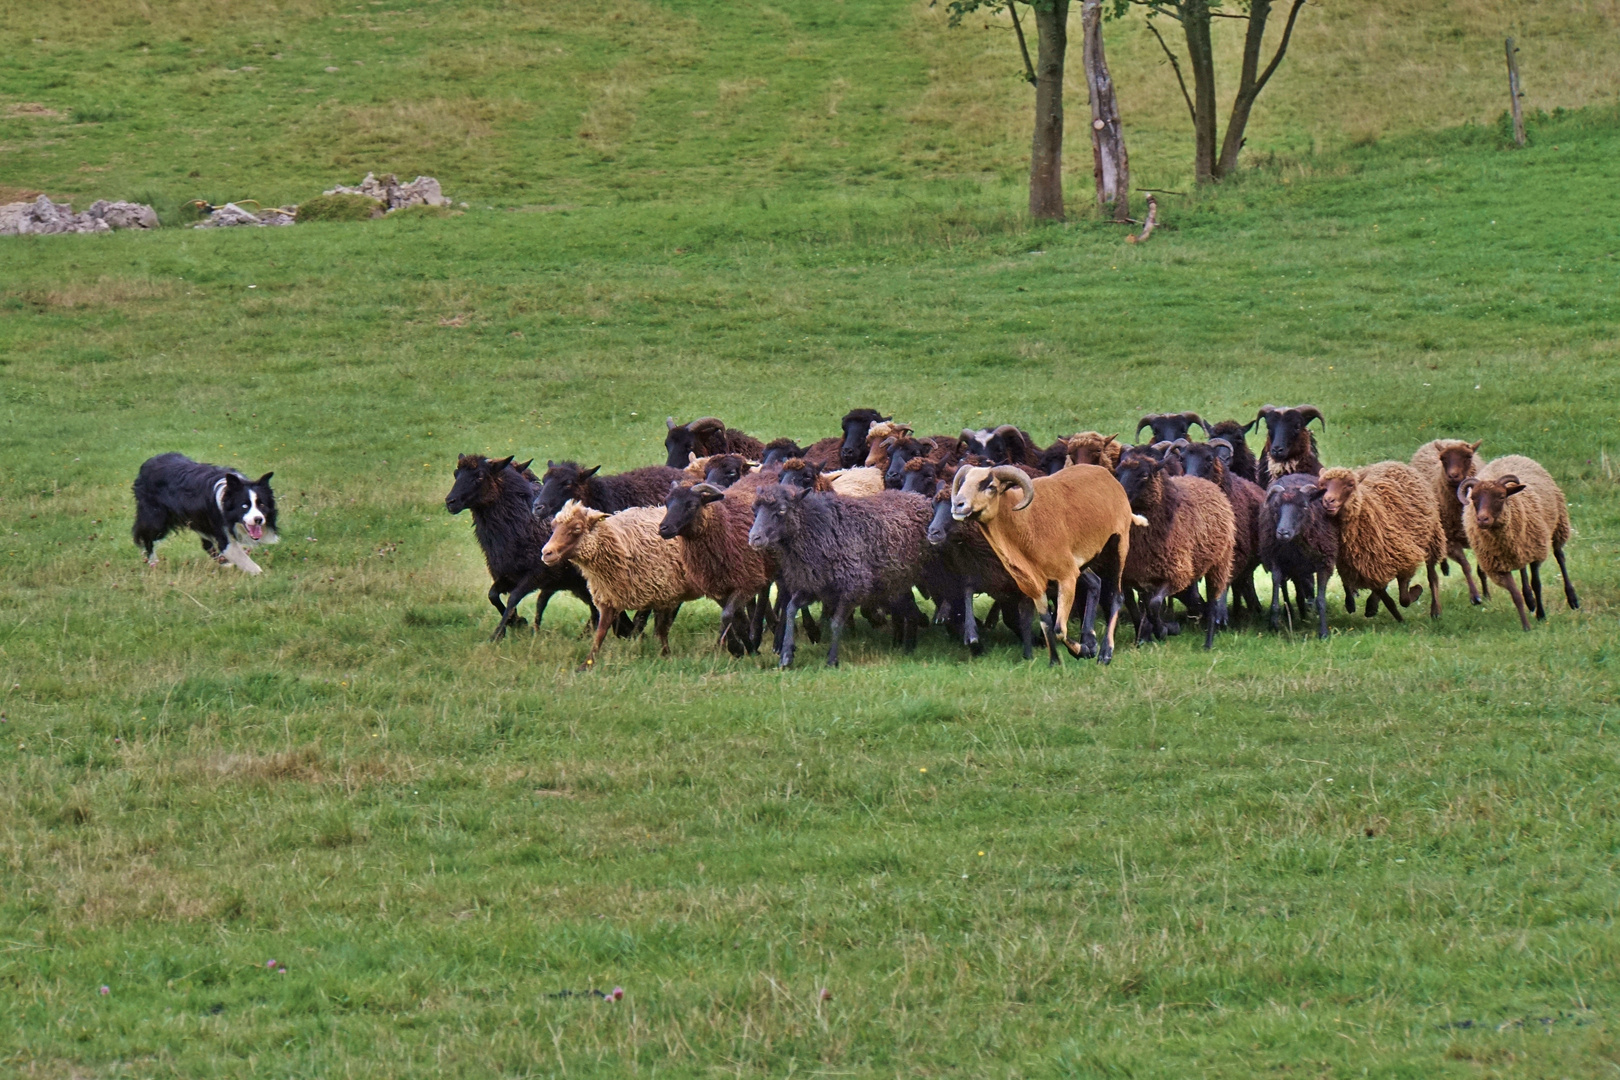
[4,0,1620,1076]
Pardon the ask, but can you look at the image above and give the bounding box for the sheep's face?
[446,454,512,514]
[703,455,752,489]
[1114,453,1163,510]
[1268,482,1325,542]
[1438,441,1483,485]
[1259,406,1325,461]
[1319,475,1357,517]
[761,440,803,469]
[926,490,957,546]
[1036,441,1071,476]
[532,462,598,520]
[778,459,819,492]
[747,485,802,549]
[1067,433,1121,470]
[900,459,938,495]
[839,409,887,468]
[540,501,602,565]
[1463,477,1525,530]
[950,466,1008,522]
[1138,412,1204,444]
[659,481,723,540]
[664,418,722,469]
[884,440,926,487]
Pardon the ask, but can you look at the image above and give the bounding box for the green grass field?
[4,1,1620,1076]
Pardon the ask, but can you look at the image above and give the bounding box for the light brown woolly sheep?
[541,501,702,669]
[1114,451,1236,649]
[860,421,913,466]
[1460,454,1579,631]
[1318,462,1444,622]
[1064,431,1125,472]
[1411,438,1488,604]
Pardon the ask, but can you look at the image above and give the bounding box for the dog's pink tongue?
[247,522,263,540]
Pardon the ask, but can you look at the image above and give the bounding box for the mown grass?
[3,0,1620,1075]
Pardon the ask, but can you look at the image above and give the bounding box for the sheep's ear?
[580,465,601,480]
[1468,439,1483,453]
[514,459,533,474]
[1502,479,1527,498]
[1306,486,1326,502]
[491,456,515,471]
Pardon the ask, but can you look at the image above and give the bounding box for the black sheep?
[1137,412,1208,444]
[1206,419,1260,484]
[837,408,891,468]
[530,460,687,520]
[664,417,767,469]
[1258,473,1338,638]
[1255,404,1325,486]
[746,484,932,668]
[446,454,602,641]
[760,438,805,468]
[925,487,1035,658]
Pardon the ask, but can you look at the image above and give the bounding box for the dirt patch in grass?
[11,276,178,310]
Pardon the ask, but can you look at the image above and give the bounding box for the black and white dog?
[132,453,279,574]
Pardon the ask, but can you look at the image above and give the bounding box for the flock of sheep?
[443,407,1580,669]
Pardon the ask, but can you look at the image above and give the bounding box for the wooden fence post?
[1504,37,1525,147]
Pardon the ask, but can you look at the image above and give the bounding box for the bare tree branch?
[1253,0,1306,95]
[1008,1,1038,86]
[1146,19,1196,124]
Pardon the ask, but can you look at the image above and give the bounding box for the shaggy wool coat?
[1462,455,1571,575]
[1319,462,1444,590]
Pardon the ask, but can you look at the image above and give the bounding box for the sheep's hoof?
[1470,594,1483,605]
[1401,585,1422,608]
[1162,621,1181,637]
[968,639,984,657]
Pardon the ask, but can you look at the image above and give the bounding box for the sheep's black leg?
[1202,575,1223,649]
[1529,562,1546,620]
[627,609,651,639]
[1373,585,1403,622]
[1295,577,1311,621]
[894,591,922,653]
[1314,567,1332,639]
[1145,586,1171,643]
[1097,581,1122,665]
[825,598,856,668]
[778,593,801,668]
[961,585,983,657]
[488,583,510,621]
[1239,571,1263,623]
[861,603,887,630]
[492,574,539,641]
[653,605,679,656]
[1518,567,1531,601]
[1427,561,1442,619]
[719,593,748,656]
[1039,608,1062,667]
[531,588,558,633]
[801,604,822,644]
[1123,589,1142,639]
[749,585,771,652]
[1363,593,1379,618]
[1494,570,1532,631]
[1344,586,1358,615]
[1553,540,1579,610]
[1013,596,1035,661]
[1076,569,1101,659]
[984,600,1004,632]
[1268,568,1284,631]
[1396,573,1421,608]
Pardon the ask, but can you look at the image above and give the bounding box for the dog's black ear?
[256,472,273,485]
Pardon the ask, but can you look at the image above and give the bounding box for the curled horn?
[1296,405,1325,430]
[691,482,726,499]
[1181,412,1208,435]
[666,416,678,430]
[1254,404,1279,427]
[688,417,726,434]
[991,465,1035,511]
[1208,437,1233,463]
[950,462,975,500]
[1135,414,1160,439]
[1457,477,1479,504]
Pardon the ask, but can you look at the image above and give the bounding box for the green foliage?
[295,192,384,223]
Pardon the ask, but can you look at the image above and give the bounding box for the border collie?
[132,453,279,574]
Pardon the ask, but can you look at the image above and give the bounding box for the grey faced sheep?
[1317,462,1444,622]
[664,417,767,469]
[1174,438,1265,619]
[761,438,806,468]
[1255,404,1325,486]
[660,480,776,655]
[746,484,933,668]
[1114,450,1235,649]
[530,460,688,521]
[445,454,599,642]
[950,463,1142,665]
[1258,474,1338,638]
[1460,454,1579,631]
[926,485,1035,658]
[1206,419,1260,484]
[1410,438,1489,604]
[541,501,703,669]
[1137,412,1207,444]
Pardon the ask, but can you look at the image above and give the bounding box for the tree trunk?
[1215,0,1269,177]
[1180,0,1218,184]
[1028,0,1069,220]
[1081,0,1129,220]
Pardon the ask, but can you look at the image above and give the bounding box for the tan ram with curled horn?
[949,463,1146,665]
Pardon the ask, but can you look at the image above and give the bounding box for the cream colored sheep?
[1460,454,1579,631]
[541,501,702,668]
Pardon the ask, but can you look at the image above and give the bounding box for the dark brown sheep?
[1115,450,1235,649]
[1258,474,1338,638]
[1410,438,1488,604]
[530,460,688,521]
[659,480,777,655]
[1136,412,1207,444]
[1173,438,1265,619]
[1206,419,1260,484]
[664,417,766,468]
